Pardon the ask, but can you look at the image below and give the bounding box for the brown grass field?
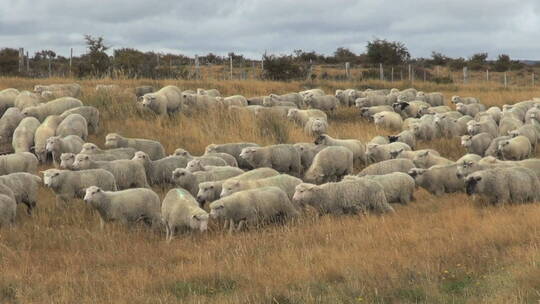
[1,77,540,303]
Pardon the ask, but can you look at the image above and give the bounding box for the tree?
[83,35,110,77]
[468,52,488,71]
[448,57,467,71]
[494,54,511,72]
[366,38,410,66]
[262,54,306,81]
[0,48,19,75]
[332,47,359,64]
[430,51,449,65]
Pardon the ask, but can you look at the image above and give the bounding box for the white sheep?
[461,132,493,156]
[105,133,165,160]
[408,164,464,195]
[413,151,454,168]
[21,97,83,121]
[358,159,415,176]
[304,117,328,138]
[389,148,440,160]
[365,142,411,164]
[131,151,189,185]
[55,113,88,140]
[373,111,403,130]
[287,108,327,125]
[14,90,42,109]
[139,85,183,116]
[348,172,415,204]
[239,144,301,176]
[0,183,16,228]
[45,135,84,166]
[498,135,531,160]
[0,107,24,149]
[205,143,259,169]
[34,115,63,163]
[303,146,353,184]
[59,153,76,169]
[304,95,338,112]
[60,106,100,134]
[173,148,238,167]
[171,167,244,197]
[220,174,302,201]
[185,158,228,172]
[451,96,479,104]
[388,130,416,150]
[79,143,136,161]
[162,188,209,241]
[12,117,40,153]
[314,134,366,166]
[0,152,38,175]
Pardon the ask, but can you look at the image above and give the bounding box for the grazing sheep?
[59,153,76,169]
[12,117,40,153]
[46,135,84,166]
[14,90,42,110]
[498,117,523,137]
[264,96,298,108]
[182,93,218,112]
[388,130,416,150]
[220,174,302,200]
[216,95,248,107]
[0,152,38,175]
[72,154,149,189]
[350,172,415,204]
[358,159,415,176]
[456,103,486,117]
[508,125,538,150]
[409,120,438,141]
[239,144,301,176]
[468,120,498,138]
[389,148,440,160]
[34,83,81,99]
[42,169,117,205]
[370,136,390,145]
[484,135,511,158]
[451,96,479,104]
[79,143,136,161]
[162,188,209,240]
[0,107,24,148]
[304,146,353,184]
[314,134,366,166]
[196,168,279,206]
[185,158,228,172]
[0,88,19,115]
[209,187,299,233]
[461,133,493,156]
[304,95,338,112]
[365,142,411,164]
[413,151,454,168]
[287,108,327,125]
[335,89,357,106]
[173,148,238,167]
[465,167,540,204]
[434,114,462,138]
[416,92,444,106]
[205,142,259,169]
[139,85,183,116]
[359,106,393,120]
[498,135,531,160]
[60,106,99,134]
[0,173,41,215]
[393,101,429,118]
[171,167,244,197]
[55,113,88,140]
[197,88,221,97]
[34,115,63,163]
[132,151,189,185]
[304,117,328,137]
[355,94,392,107]
[83,186,161,229]
[292,180,394,215]
[0,184,16,228]
[105,133,165,160]
[293,143,327,172]
[373,111,403,130]
[409,164,464,195]
[21,97,83,121]
[455,154,482,165]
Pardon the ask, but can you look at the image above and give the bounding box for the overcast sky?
[1,0,539,60]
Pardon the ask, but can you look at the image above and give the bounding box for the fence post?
[18,48,24,73]
[194,55,200,79]
[391,67,394,82]
[504,72,508,88]
[463,67,468,84]
[345,62,350,79]
[229,55,233,80]
[486,69,489,82]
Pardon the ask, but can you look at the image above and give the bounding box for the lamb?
[418,105,452,116]
[185,158,229,172]
[0,152,38,175]
[46,135,84,166]
[292,180,394,215]
[359,105,393,120]
[434,115,462,138]
[0,173,41,215]
[389,148,440,160]
[171,167,244,197]
[139,85,183,116]
[0,88,19,115]
[358,159,415,176]
[0,107,24,148]
[335,89,357,106]
[408,164,464,195]
[498,135,531,160]
[314,134,366,166]
[72,154,149,189]
[205,142,259,169]
[388,130,416,150]
[12,117,40,153]
[60,106,99,134]
[293,143,327,172]
[42,169,117,205]
[162,188,209,240]
[220,174,302,200]
[365,142,411,164]
[355,94,392,107]
[83,186,161,229]
[304,117,328,137]
[373,111,403,130]
[59,153,76,169]
[413,151,454,168]
[21,97,83,121]
[0,183,16,228]
[209,187,299,233]
[303,146,353,184]
[304,95,338,112]
[105,133,165,160]
[196,168,279,206]
[132,151,189,185]
[287,108,327,125]
[456,103,486,117]
[393,101,429,118]
[239,144,301,176]
[55,113,88,140]
[79,143,136,161]
[451,96,479,104]
[465,167,540,204]
[14,90,42,109]
[216,95,248,107]
[34,115,63,163]
[173,148,238,167]
[348,173,416,204]
[461,133,493,156]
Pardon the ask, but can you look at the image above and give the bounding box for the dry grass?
[1,77,540,303]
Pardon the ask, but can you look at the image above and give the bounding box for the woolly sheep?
[409,120,438,141]
[455,154,482,165]
[56,113,88,140]
[105,133,165,160]
[359,105,393,120]
[79,143,136,161]
[267,93,303,107]
[393,101,429,118]
[34,115,63,163]
[173,148,238,167]
[369,136,390,145]
[171,167,244,197]
[335,89,357,107]
[304,146,353,184]
[220,174,302,200]
[365,142,411,164]
[388,130,416,150]
[304,117,328,138]
[182,93,218,113]
[434,115,462,138]
[292,180,394,215]
[314,134,366,166]
[21,97,83,121]
[498,117,523,137]
[12,117,40,153]
[84,186,161,229]
[358,159,415,176]
[413,151,454,168]
[139,85,183,116]
[34,83,81,98]
[0,88,19,115]
[59,153,76,169]
[42,169,117,205]
[418,105,452,116]
[216,95,248,107]
[349,173,415,204]
[498,135,531,160]
[205,142,259,169]
[0,152,38,175]
[508,125,538,151]
[299,88,325,98]
[287,108,327,125]
[0,183,16,228]
[416,92,444,106]
[239,144,301,176]
[0,107,24,147]
[0,173,41,215]
[456,102,486,117]
[132,151,189,185]
[355,94,392,107]
[409,164,464,195]
[72,154,149,189]
[461,132,493,156]
[46,135,84,166]
[468,120,498,138]
[389,148,440,160]
[304,95,338,112]
[209,187,299,232]
[14,91,42,110]
[60,106,100,134]
[197,88,221,97]
[185,158,228,173]
[451,96,479,104]
[373,111,403,130]
[162,188,209,240]
[484,135,511,158]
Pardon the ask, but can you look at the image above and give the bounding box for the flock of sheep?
[1,82,540,241]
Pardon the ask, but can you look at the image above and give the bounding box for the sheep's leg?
[99,217,105,230]
[228,219,235,234]
[236,220,246,232]
[223,219,229,230]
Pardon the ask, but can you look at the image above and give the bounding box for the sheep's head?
[373,113,384,124]
[60,153,76,169]
[105,133,121,148]
[209,201,226,219]
[239,147,258,162]
[81,143,99,154]
[407,168,426,179]
[508,130,520,138]
[141,94,157,107]
[461,135,472,147]
[451,96,460,104]
[190,212,209,232]
[72,154,91,170]
[42,169,63,187]
[173,148,190,157]
[186,159,204,172]
[171,168,191,185]
[465,174,482,195]
[45,136,60,153]
[205,144,217,154]
[313,134,328,145]
[456,161,475,179]
[287,108,298,119]
[83,186,103,204]
[220,180,241,198]
[197,182,218,206]
[132,151,150,162]
[292,183,318,207]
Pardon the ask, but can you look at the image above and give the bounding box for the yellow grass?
[1,77,540,303]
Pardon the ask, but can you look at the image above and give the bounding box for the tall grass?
[0,78,540,303]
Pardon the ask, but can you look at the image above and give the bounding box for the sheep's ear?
[421,151,429,156]
[474,176,482,182]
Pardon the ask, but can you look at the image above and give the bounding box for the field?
[1,77,540,303]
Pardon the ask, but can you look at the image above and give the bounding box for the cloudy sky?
[1,0,539,60]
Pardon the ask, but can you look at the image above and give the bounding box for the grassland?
[1,77,540,303]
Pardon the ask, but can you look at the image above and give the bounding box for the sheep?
[498,117,523,137]
[455,154,482,165]
[304,117,328,138]
[456,102,485,117]
[209,187,299,232]
[369,136,390,145]
[314,134,366,166]
[253,105,295,118]
[247,96,265,106]
[83,186,161,229]
[299,89,325,98]
[220,174,302,200]
[263,97,296,108]
[0,183,16,228]
[139,85,183,116]
[105,133,165,160]
[418,105,452,116]
[393,101,429,118]
[132,151,189,185]
[465,167,540,204]
[416,92,444,106]
[197,88,221,97]
[365,142,411,164]
[355,95,392,107]
[60,106,100,134]
[373,111,403,130]
[484,135,511,158]
[0,88,19,115]
[196,168,279,206]
[479,107,502,124]
[434,115,462,138]
[72,154,149,189]
[162,188,209,240]
[55,113,88,140]
[409,120,438,141]
[303,146,353,184]
[239,144,301,176]
[498,136,531,160]
[12,117,40,153]
[205,142,259,169]
[34,83,81,99]
[185,158,229,172]
[0,173,41,215]
[304,95,338,112]
[461,133,493,156]
[14,90,42,110]
[34,115,63,163]
[287,108,327,125]
[358,159,415,176]
[413,151,454,168]
[21,97,83,121]
[292,180,394,216]
[525,105,540,123]
[468,120,498,138]
[79,143,136,161]
[359,106,393,120]
[335,89,357,106]
[0,107,24,148]
[351,173,415,204]
[182,93,218,113]
[42,169,117,205]
[451,96,479,104]
[172,148,238,167]
[216,95,248,107]
[59,153,76,169]
[408,164,464,195]
[509,125,538,151]
[0,152,38,175]
[46,135,84,166]
[266,93,303,107]
[171,167,244,197]
[388,130,416,150]
[389,148,440,160]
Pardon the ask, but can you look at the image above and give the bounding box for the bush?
[431,76,454,84]
[262,54,307,81]
[0,48,20,76]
